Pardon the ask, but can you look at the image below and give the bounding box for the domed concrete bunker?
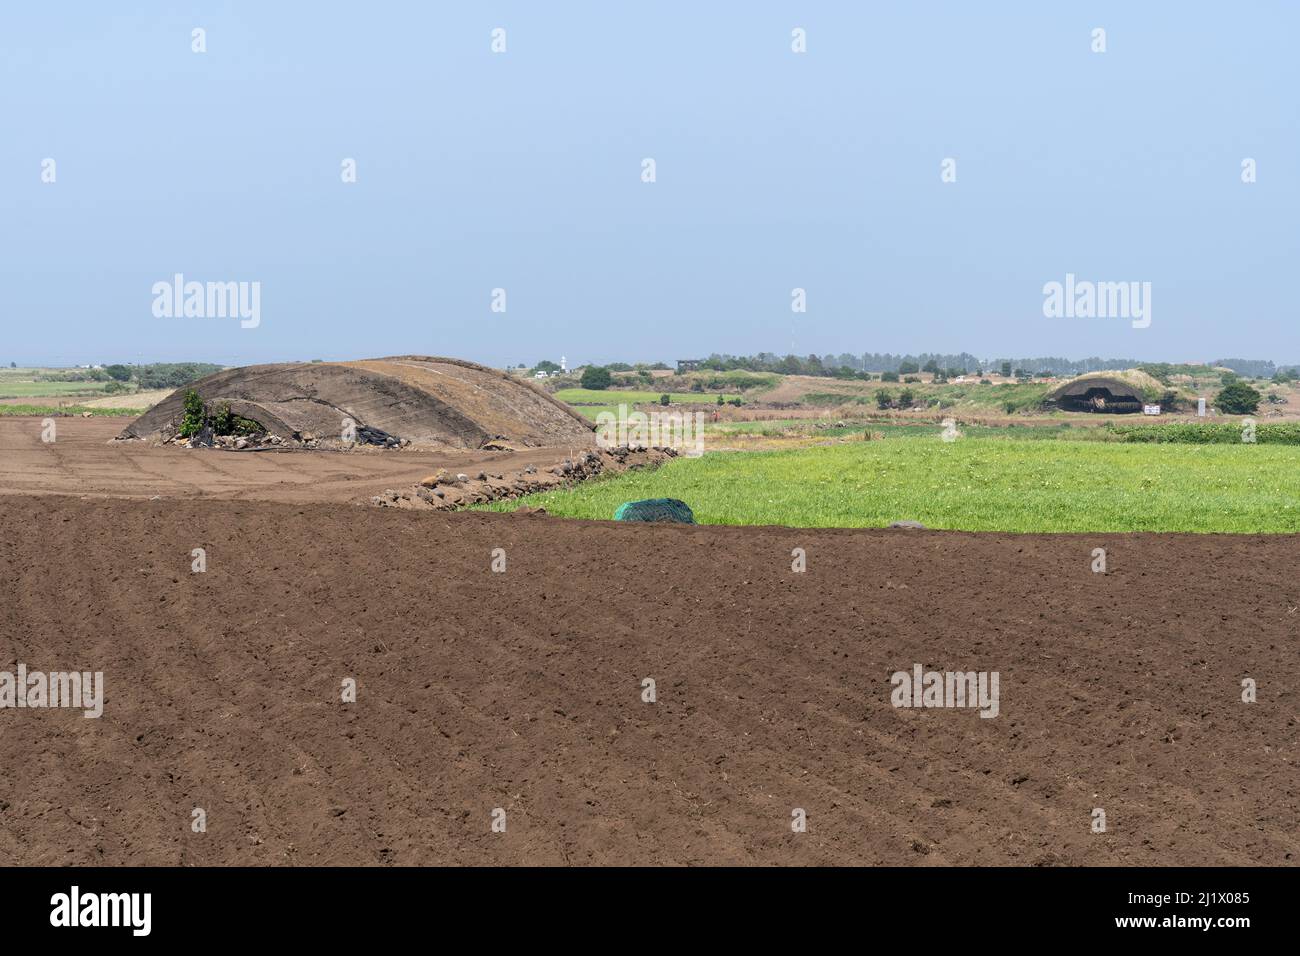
[120,356,595,449]
[1044,370,1164,414]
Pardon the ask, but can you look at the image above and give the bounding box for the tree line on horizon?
[683,353,1300,380]
[527,352,1300,383]
[26,362,224,390]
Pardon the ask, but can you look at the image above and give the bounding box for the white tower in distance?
[560,356,567,373]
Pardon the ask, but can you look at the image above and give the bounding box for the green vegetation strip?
[553,389,705,405]
[712,421,1097,441]
[689,370,779,391]
[480,438,1300,532]
[0,381,119,399]
[0,404,139,417]
[1109,421,1300,444]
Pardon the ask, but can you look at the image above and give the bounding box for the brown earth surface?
[0,488,1296,865]
[0,415,1295,865]
[0,417,590,504]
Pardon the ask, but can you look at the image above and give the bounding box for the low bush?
[178,389,205,437]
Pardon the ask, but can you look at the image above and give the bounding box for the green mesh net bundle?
[613,498,696,524]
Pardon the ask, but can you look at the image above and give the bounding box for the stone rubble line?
[372,445,679,511]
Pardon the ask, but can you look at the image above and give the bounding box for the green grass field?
[711,420,1098,440]
[0,404,139,417]
[553,388,706,405]
[0,380,118,399]
[800,380,1056,411]
[482,437,1300,532]
[554,388,731,420]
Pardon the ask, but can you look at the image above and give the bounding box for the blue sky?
[2,2,1296,368]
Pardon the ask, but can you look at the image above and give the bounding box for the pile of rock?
[161,430,412,451]
[164,430,282,450]
[371,445,677,511]
[215,433,282,450]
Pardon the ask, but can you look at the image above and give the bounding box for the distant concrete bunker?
[121,356,595,449]
[1045,371,1163,414]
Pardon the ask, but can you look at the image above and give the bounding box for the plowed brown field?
[0,417,1295,865]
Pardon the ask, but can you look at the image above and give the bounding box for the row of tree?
[691,353,1149,377]
[1213,358,1300,379]
[31,362,224,389]
[558,354,1300,381]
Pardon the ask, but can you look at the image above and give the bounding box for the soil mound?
[119,356,594,449]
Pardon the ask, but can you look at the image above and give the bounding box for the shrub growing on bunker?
[178,389,205,438]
